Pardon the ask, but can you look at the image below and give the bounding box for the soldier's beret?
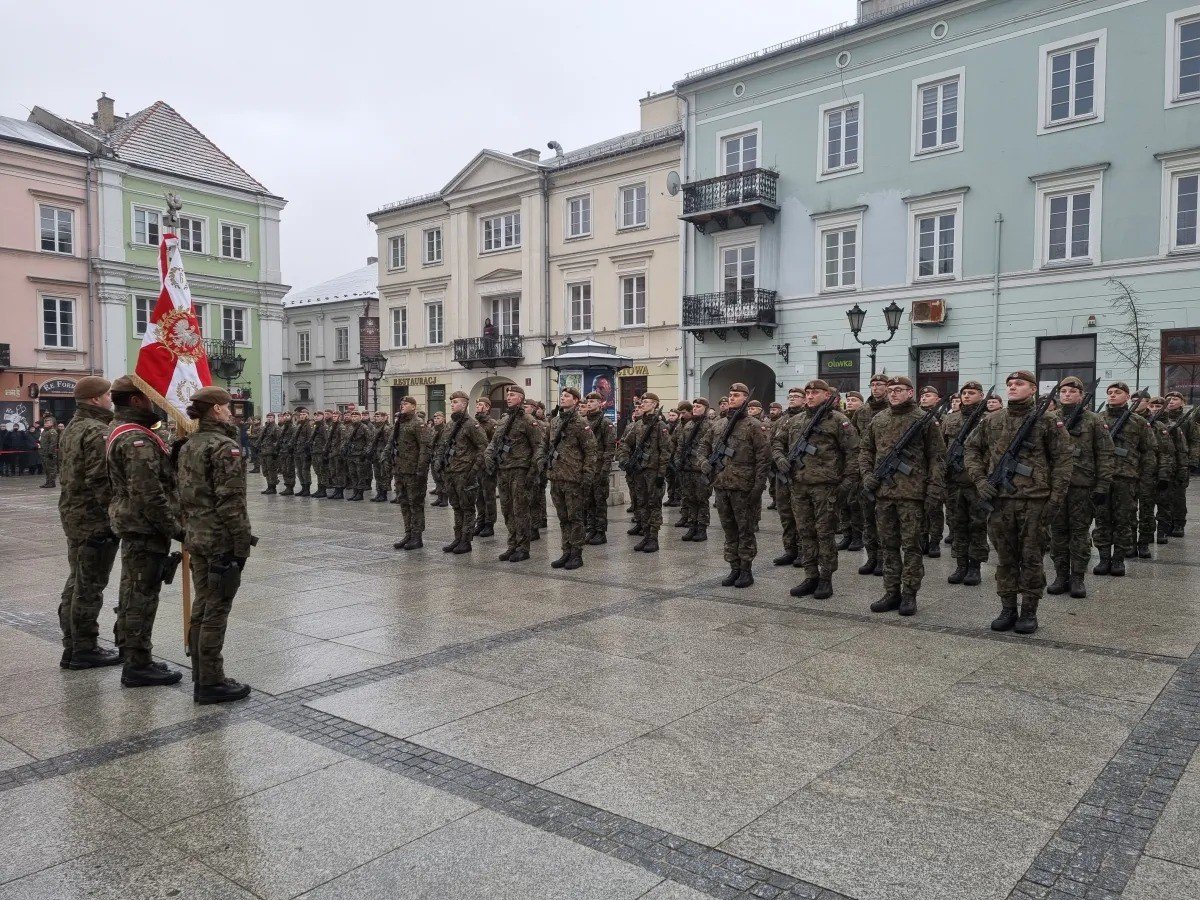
[1166,390,1184,400]
[719,396,729,403]
[506,384,526,398]
[400,395,418,407]
[74,375,111,399]
[476,397,492,408]
[450,390,469,402]
[278,410,291,416]
[677,401,692,412]
[584,391,603,401]
[919,385,941,396]
[192,386,232,405]
[1108,381,1130,394]
[535,400,546,410]
[1006,370,1037,386]
[768,402,783,410]
[559,387,581,401]
[960,380,983,393]
[692,397,710,408]
[294,405,308,412]
[748,400,763,409]
[846,391,864,401]
[348,408,362,415]
[110,375,141,396]
[869,374,890,385]
[1151,396,1166,405]
[729,383,750,395]
[643,392,660,403]
[804,379,833,392]
[1059,376,1085,390]
[887,375,914,389]
[787,387,803,397]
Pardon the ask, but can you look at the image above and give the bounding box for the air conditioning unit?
[911,299,947,326]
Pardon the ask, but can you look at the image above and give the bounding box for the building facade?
[675,0,1200,404]
[282,261,381,411]
[368,94,683,419]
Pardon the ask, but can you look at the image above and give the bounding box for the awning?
[541,337,634,371]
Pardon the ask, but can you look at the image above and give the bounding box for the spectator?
[482,318,497,340]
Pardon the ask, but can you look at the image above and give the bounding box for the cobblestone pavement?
[2,475,1200,900]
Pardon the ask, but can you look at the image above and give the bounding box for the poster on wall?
[558,370,583,396]
[0,401,34,430]
[269,375,284,413]
[586,368,617,422]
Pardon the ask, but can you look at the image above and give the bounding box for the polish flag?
[131,232,212,428]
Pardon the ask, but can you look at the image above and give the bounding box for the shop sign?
[40,378,78,396]
[393,375,437,386]
[616,365,649,377]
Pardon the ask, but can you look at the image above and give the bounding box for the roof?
[65,101,273,195]
[0,116,87,155]
[282,264,378,309]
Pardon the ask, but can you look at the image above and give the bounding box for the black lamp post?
[846,301,904,376]
[204,338,246,388]
[361,353,387,411]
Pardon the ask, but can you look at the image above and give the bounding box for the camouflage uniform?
[39,424,60,486]
[1165,407,1196,534]
[57,403,118,653]
[617,412,671,539]
[485,403,542,557]
[329,416,349,496]
[673,411,713,537]
[277,418,298,492]
[1048,403,1114,590]
[1142,415,1183,546]
[310,417,328,495]
[390,410,432,537]
[247,420,263,472]
[769,407,804,562]
[258,419,280,489]
[107,406,182,670]
[852,395,889,572]
[346,418,376,496]
[371,419,393,499]
[474,412,498,530]
[429,420,447,505]
[1094,405,1154,566]
[540,407,598,561]
[584,410,615,540]
[293,417,313,495]
[529,415,549,530]
[940,402,991,574]
[702,408,770,576]
[438,410,489,546]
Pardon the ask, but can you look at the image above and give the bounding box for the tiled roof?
[282,264,378,308]
[0,116,87,154]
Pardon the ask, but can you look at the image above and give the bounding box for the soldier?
[664,405,684,507]
[327,410,348,499]
[860,375,945,616]
[292,407,313,496]
[309,410,328,498]
[177,386,254,704]
[675,398,713,542]
[438,391,489,554]
[539,387,597,569]
[370,411,392,501]
[837,391,865,552]
[765,402,784,510]
[343,409,374,501]
[57,376,122,669]
[526,400,549,535]
[247,416,263,473]
[617,393,671,552]
[941,381,991,587]
[391,396,432,548]
[1093,383,1154,576]
[1165,391,1195,535]
[429,411,449,507]
[258,412,279,494]
[106,376,184,687]
[774,379,858,600]
[38,415,59,487]
[853,374,890,576]
[620,398,642,513]
[1047,377,1114,599]
[771,388,806,566]
[583,391,615,545]
[986,395,1003,413]
[484,385,542,562]
[473,397,497,536]
[918,385,946,557]
[275,411,296,495]
[703,383,769,588]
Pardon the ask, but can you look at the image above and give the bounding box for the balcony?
[453,335,524,368]
[682,289,777,341]
[680,169,780,233]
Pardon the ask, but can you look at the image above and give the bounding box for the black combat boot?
[472,521,485,536]
[721,564,740,587]
[925,540,941,559]
[498,548,514,561]
[332,488,345,499]
[627,524,644,536]
[633,535,648,552]
[898,592,917,616]
[1069,574,1087,598]
[478,523,495,537]
[508,548,530,562]
[1014,598,1039,634]
[943,534,953,545]
[586,531,606,545]
[872,558,883,576]
[1093,549,1111,575]
[642,531,660,553]
[773,551,798,566]
[1046,568,1069,595]
[1156,527,1170,545]
[947,559,969,585]
[389,494,403,504]
[674,519,690,528]
[847,530,864,552]
[813,578,833,600]
[406,534,423,550]
[1110,554,1126,576]
[453,540,472,554]
[551,551,570,568]
[858,554,878,576]
[196,678,252,705]
[530,528,540,542]
[370,491,385,502]
[870,590,902,613]
[297,485,311,497]
[681,526,697,542]
[122,660,183,687]
[691,527,707,542]
[1136,542,1152,558]
[563,550,583,570]
[835,533,851,551]
[67,646,123,669]
[991,600,1018,631]
[1172,525,1185,538]
[261,485,277,495]
[734,565,754,588]
[393,533,412,550]
[443,537,462,553]
[790,576,819,598]
[963,561,982,586]
[280,486,294,496]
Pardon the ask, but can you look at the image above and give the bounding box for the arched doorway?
[703,358,777,408]
[469,376,515,419]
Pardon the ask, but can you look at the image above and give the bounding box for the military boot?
[925,539,941,559]
[196,678,252,705]
[627,524,644,536]
[332,488,345,499]
[991,599,1018,631]
[872,558,884,576]
[1092,549,1111,575]
[870,590,902,613]
[1014,598,1039,634]
[529,528,540,542]
[67,646,122,670]
[691,527,707,542]
[963,560,982,586]
[674,519,690,528]
[790,576,819,598]
[733,565,754,588]
[586,531,606,545]
[443,536,462,553]
[389,494,403,504]
[898,592,918,616]
[1136,542,1152,558]
[508,548,530,562]
[633,535,649,551]
[498,548,515,561]
[1069,574,1087,598]
[370,490,386,502]
[453,539,472,554]
[1171,525,1185,538]
[551,551,571,568]
[478,523,495,537]
[641,531,660,554]
[721,564,740,587]
[563,550,583,570]
[1156,527,1170,545]
[773,551,798,566]
[857,553,878,576]
[261,485,277,495]
[297,485,311,497]
[813,578,833,600]
[835,533,851,551]
[681,526,697,542]
[121,660,183,688]
[947,559,969,585]
[847,530,864,552]
[1110,554,1126,576]
[280,486,294,496]
[1046,568,1070,595]
[393,532,411,550]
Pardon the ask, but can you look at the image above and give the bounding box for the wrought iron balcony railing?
[682,289,777,340]
[452,335,524,368]
[681,169,780,232]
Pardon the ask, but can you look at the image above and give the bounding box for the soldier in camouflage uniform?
[1094,383,1155,576]
[339,409,369,501]
[275,411,296,495]
[247,417,263,473]
[1165,391,1196,535]
[617,394,671,553]
[328,410,350,499]
[258,412,279,494]
[38,415,59,487]
[309,410,328,497]
[620,401,642,515]
[526,400,549,535]
[539,387,597,568]
[473,398,497,536]
[917,385,946,557]
[854,374,890,576]
[765,403,783,510]
[429,411,449,507]
[391,397,432,547]
[484,385,542,562]
[292,407,313,496]
[1047,376,1114,599]
[438,391,489,554]
[774,379,858,600]
[860,376,945,616]
[674,398,713,542]
[583,391,615,544]
[1145,396,1185,548]
[770,388,805,566]
[665,407,683,507]
[940,381,990,587]
[369,411,392,501]
[702,383,769,588]
[57,376,122,669]
[836,392,865,552]
[965,371,1071,634]
[106,376,184,687]
[178,386,254,705]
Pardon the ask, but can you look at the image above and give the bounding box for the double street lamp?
[361,353,387,411]
[204,338,246,388]
[846,301,904,376]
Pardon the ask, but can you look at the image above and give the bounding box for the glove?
[976,482,998,502]
[862,474,881,493]
[1091,491,1108,507]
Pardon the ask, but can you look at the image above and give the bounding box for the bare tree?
[1102,278,1155,391]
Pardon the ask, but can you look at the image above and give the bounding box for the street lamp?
[846,301,904,376]
[204,338,246,388]
[361,353,387,412]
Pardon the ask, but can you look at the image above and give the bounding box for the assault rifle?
[1109,389,1151,458]
[978,381,1064,514]
[943,384,996,477]
[863,396,951,503]
[486,408,519,473]
[1064,379,1101,434]
[706,392,753,487]
[778,396,835,483]
[625,413,664,476]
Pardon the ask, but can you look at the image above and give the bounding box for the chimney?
[857,0,908,21]
[93,93,116,133]
[367,256,378,266]
[512,148,541,163]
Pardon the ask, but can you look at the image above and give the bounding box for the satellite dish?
[666,171,681,196]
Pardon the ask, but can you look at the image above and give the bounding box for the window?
[621,274,646,327]
[178,216,205,253]
[192,303,206,335]
[618,184,647,229]
[335,325,351,359]
[721,244,756,293]
[915,345,960,399]
[568,283,592,333]
[823,228,857,291]
[1174,172,1199,249]
[1162,328,1200,401]
[567,195,591,238]
[906,189,965,282]
[490,294,520,335]
[222,306,246,344]
[1159,149,1200,253]
[42,296,74,348]
[916,213,956,278]
[220,223,247,260]
[39,205,73,254]
[1032,164,1105,267]
[1047,192,1092,262]
[423,228,442,264]
[1168,10,1200,105]
[298,331,311,363]
[426,300,444,345]
[296,381,312,402]
[134,296,154,337]
[133,206,160,246]
[912,70,963,157]
[481,212,521,252]
[722,130,759,173]
[1036,335,1096,391]
[1038,31,1106,132]
[391,309,407,348]
[818,96,863,179]
[389,234,406,270]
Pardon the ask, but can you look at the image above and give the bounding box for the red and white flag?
[131,231,212,428]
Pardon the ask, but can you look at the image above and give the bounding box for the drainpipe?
[678,95,690,401]
[541,169,552,403]
[84,155,96,375]
[990,213,1003,386]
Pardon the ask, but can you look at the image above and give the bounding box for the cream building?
[367,93,682,421]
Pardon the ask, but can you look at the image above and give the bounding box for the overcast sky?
[1,0,852,291]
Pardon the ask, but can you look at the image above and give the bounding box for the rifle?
[943,385,996,477]
[487,408,519,473]
[1065,379,1101,434]
[437,415,467,473]
[1109,390,1151,458]
[978,382,1064,514]
[777,396,835,483]
[539,410,575,480]
[625,413,664,476]
[671,414,706,476]
[863,396,951,503]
